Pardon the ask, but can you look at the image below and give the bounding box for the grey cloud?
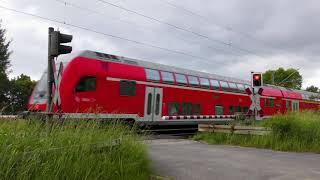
[0,0,319,88]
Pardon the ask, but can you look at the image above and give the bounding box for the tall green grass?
[0,119,151,179]
[194,111,320,153]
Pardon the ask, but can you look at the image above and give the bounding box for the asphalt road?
[147,139,320,180]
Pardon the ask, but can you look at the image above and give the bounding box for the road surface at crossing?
[147,139,320,180]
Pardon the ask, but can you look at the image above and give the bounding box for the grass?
[0,119,151,180]
[193,111,320,153]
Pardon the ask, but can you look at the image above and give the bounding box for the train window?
[95,52,104,58]
[199,78,210,88]
[193,104,201,115]
[95,52,120,62]
[175,73,188,85]
[228,106,234,115]
[265,98,275,107]
[161,71,175,84]
[124,60,137,65]
[188,76,199,86]
[147,93,152,115]
[229,82,238,91]
[286,100,291,109]
[210,79,220,90]
[237,84,246,92]
[215,105,224,115]
[243,107,249,113]
[120,80,136,96]
[145,68,160,82]
[155,94,160,115]
[168,102,180,116]
[33,72,48,100]
[75,77,96,92]
[219,81,229,91]
[235,106,241,113]
[182,103,193,115]
[292,101,299,112]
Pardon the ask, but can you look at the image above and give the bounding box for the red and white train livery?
[28,50,320,124]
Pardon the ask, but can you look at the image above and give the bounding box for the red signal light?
[252,73,262,87]
[254,74,260,81]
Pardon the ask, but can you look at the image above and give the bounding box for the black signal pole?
[47,27,54,113]
[46,27,73,115]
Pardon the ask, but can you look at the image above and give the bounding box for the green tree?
[263,68,302,89]
[306,85,319,93]
[8,74,36,113]
[0,21,12,113]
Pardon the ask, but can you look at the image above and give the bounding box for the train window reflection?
[193,104,201,115]
[188,76,199,86]
[75,77,96,92]
[199,78,210,88]
[215,105,224,115]
[145,68,160,82]
[155,94,160,115]
[182,103,193,115]
[229,82,238,91]
[120,80,136,96]
[237,84,245,92]
[210,79,220,89]
[219,81,229,91]
[168,102,180,115]
[147,93,152,115]
[161,71,174,84]
[175,74,187,85]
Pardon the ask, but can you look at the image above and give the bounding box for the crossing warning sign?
[245,87,264,118]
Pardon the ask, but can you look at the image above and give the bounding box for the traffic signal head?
[252,73,263,87]
[50,31,73,57]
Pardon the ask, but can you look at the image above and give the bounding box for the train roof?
[62,50,320,101]
[79,50,250,85]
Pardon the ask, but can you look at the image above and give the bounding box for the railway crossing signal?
[49,30,73,57]
[252,72,263,87]
[47,27,72,114]
[247,72,264,119]
[246,87,264,118]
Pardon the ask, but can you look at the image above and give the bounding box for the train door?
[292,100,299,112]
[144,87,163,121]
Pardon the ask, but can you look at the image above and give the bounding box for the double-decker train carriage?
[28,50,320,125]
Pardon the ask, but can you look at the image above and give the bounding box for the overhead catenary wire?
[96,0,265,59]
[157,0,306,63]
[157,0,272,48]
[0,4,233,67]
[53,0,244,58]
[277,68,300,86]
[53,0,156,32]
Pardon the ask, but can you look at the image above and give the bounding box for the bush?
[0,119,151,179]
[194,111,320,153]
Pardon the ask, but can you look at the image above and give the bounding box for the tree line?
[263,68,320,94]
[0,22,36,114]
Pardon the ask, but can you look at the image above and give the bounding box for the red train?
[28,50,320,124]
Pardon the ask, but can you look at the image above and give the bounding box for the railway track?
[0,115,19,119]
[141,125,198,139]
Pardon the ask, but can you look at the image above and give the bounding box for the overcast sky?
[0,0,319,88]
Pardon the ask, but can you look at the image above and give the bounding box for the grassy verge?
[193,111,320,153]
[0,119,151,179]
